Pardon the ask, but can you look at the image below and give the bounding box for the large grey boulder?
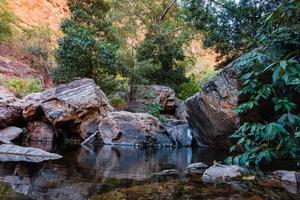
[98,111,173,146]
[186,63,241,148]
[0,126,23,144]
[40,78,112,139]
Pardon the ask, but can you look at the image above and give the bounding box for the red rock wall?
[9,0,70,31]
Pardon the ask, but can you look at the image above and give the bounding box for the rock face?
[202,164,247,183]
[41,78,111,138]
[186,63,241,148]
[164,120,193,146]
[27,121,55,142]
[0,126,23,144]
[0,105,23,129]
[129,85,176,113]
[99,111,173,146]
[9,0,69,31]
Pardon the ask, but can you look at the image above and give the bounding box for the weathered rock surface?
[186,63,241,148]
[27,121,55,142]
[164,120,193,146]
[272,170,300,183]
[0,105,23,129]
[99,111,173,146]
[41,78,111,138]
[0,126,23,144]
[129,85,176,113]
[202,164,247,183]
[175,98,187,121]
[187,162,208,174]
[0,144,62,162]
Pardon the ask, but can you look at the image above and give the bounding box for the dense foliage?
[225,0,300,166]
[0,0,15,43]
[53,0,121,94]
[185,0,282,67]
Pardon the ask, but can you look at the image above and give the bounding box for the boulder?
[186,63,241,148]
[187,162,208,174]
[0,144,62,162]
[21,92,44,121]
[98,111,173,146]
[129,85,176,113]
[175,98,187,121]
[272,170,300,183]
[40,79,111,138]
[202,164,247,183]
[0,126,23,144]
[27,121,55,142]
[0,105,23,129]
[164,120,193,146]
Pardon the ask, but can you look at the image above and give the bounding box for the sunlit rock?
[0,126,23,144]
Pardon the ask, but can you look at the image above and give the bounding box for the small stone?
[187,162,209,170]
[202,164,247,183]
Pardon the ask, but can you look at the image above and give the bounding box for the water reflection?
[0,145,225,200]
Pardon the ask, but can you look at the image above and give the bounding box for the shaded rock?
[27,121,55,142]
[0,126,23,144]
[80,116,101,139]
[164,120,192,146]
[0,144,62,162]
[175,98,187,121]
[202,164,247,183]
[129,85,176,113]
[152,169,179,177]
[0,105,23,129]
[40,79,111,138]
[186,63,241,148]
[21,92,44,121]
[99,111,173,146]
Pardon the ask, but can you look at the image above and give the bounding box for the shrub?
[177,75,200,100]
[4,77,42,97]
[0,0,16,43]
[111,97,127,110]
[226,1,300,167]
[148,103,167,123]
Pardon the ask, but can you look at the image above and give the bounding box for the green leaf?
[272,67,280,83]
[295,132,300,138]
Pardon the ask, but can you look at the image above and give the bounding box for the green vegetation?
[53,0,121,94]
[0,0,16,43]
[185,0,282,67]
[111,97,127,110]
[148,103,167,123]
[177,75,200,100]
[188,0,300,166]
[18,25,56,75]
[0,76,42,97]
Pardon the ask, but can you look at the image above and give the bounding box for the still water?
[0,144,299,200]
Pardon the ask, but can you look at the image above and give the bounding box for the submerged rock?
[27,121,55,142]
[99,111,173,146]
[202,164,247,183]
[0,126,23,144]
[0,144,62,162]
[186,63,241,148]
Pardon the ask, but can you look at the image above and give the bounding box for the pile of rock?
[0,78,193,147]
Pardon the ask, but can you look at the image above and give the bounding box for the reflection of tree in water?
[0,146,225,200]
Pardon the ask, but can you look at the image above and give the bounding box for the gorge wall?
[9,0,69,31]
